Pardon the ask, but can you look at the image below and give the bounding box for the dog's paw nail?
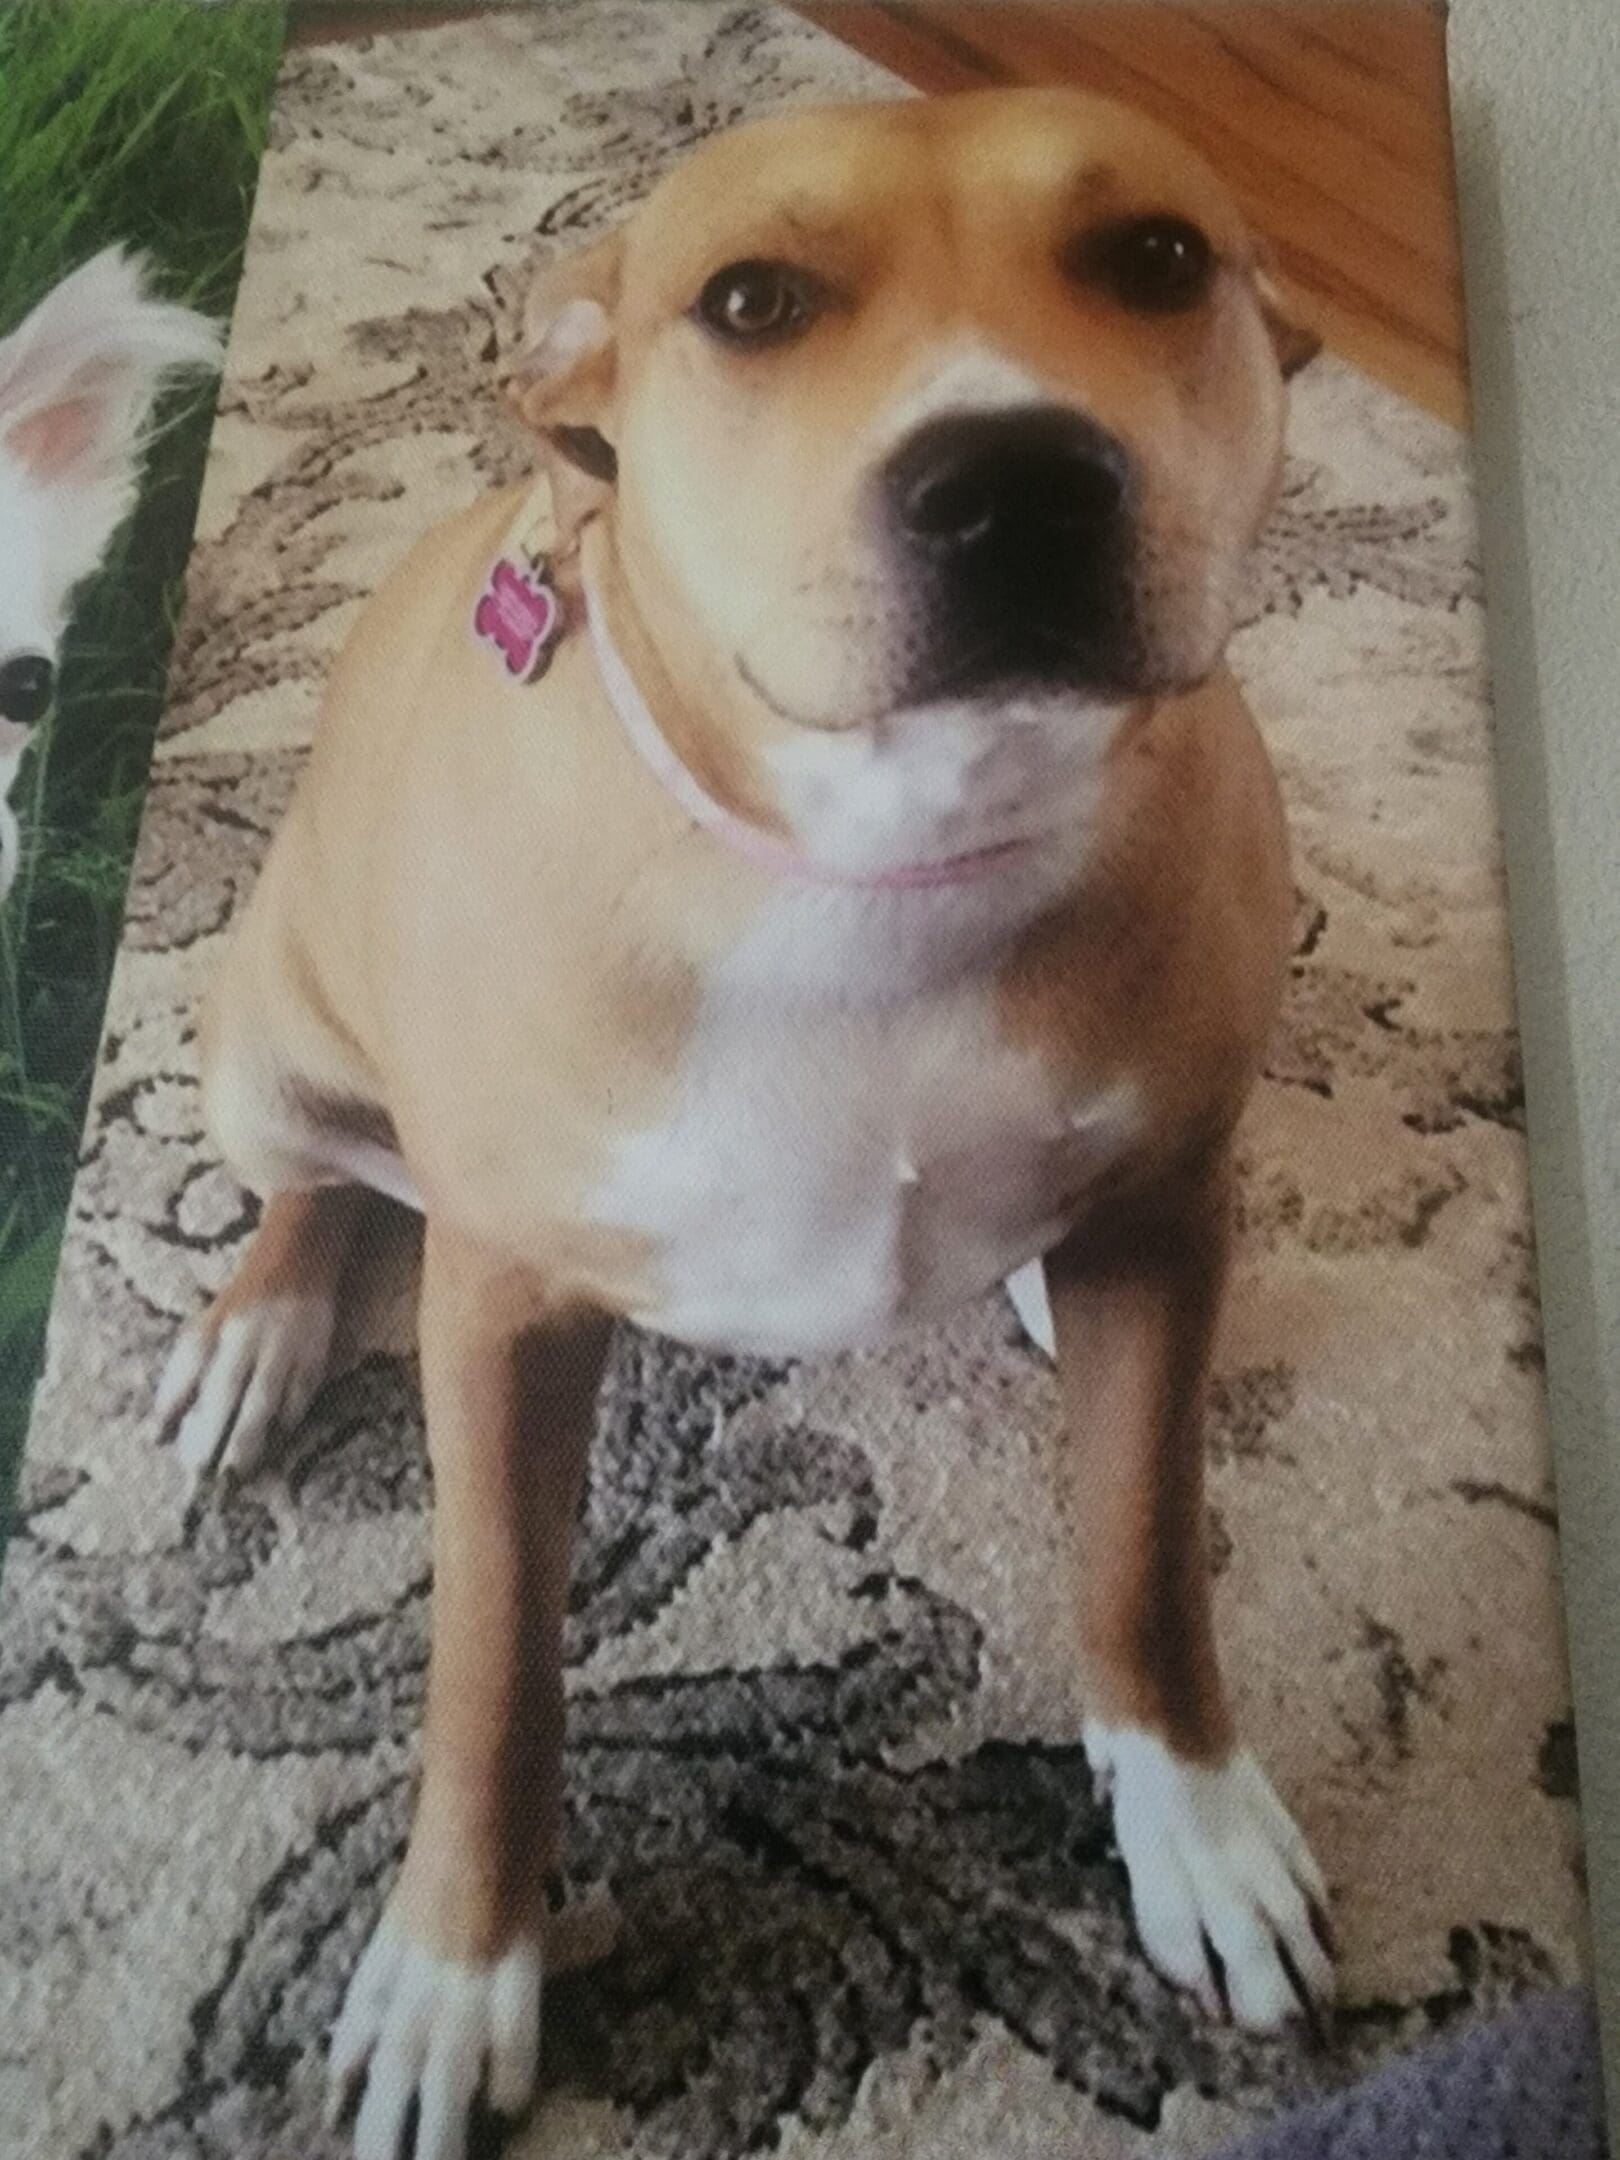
[1202,1936,1232,2024]
[1277,1937,1330,2042]
[1309,1898,1338,1962]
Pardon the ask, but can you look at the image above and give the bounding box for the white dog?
[0,248,219,903]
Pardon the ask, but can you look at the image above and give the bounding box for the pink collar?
[581,566,1030,893]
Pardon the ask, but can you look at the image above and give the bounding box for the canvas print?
[0,5,1605,2159]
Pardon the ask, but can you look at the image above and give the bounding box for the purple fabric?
[1212,1988,1608,2160]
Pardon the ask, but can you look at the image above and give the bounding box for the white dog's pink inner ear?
[4,394,102,479]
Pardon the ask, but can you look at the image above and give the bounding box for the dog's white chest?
[588,899,1137,1355]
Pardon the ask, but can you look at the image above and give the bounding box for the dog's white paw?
[1086,1722,1334,2032]
[327,1912,542,2160]
[155,1291,334,1491]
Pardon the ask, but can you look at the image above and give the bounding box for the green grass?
[0,1,285,1535]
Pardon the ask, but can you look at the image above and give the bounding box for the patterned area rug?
[0,6,1589,2156]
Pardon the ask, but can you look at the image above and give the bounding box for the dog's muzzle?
[881,407,1138,699]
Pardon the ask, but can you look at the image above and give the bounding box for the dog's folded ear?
[0,247,220,589]
[1254,259,1322,381]
[505,230,624,481]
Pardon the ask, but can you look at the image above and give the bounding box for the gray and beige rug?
[0,6,1590,2156]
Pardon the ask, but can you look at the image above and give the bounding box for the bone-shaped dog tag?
[473,554,565,683]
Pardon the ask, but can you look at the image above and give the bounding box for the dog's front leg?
[1046,1166,1335,2033]
[328,1221,611,2160]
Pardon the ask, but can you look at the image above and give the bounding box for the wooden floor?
[287,0,1469,428]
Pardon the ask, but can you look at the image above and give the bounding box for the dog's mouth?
[907,607,1146,706]
[736,601,1149,732]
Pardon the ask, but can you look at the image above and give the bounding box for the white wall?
[1447,0,1620,2107]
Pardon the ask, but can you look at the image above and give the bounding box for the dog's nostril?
[0,652,56,728]
[887,407,1129,557]
[902,467,997,548]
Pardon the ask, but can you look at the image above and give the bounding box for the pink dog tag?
[473,555,564,682]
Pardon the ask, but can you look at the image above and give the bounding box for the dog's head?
[509,91,1316,869]
[0,248,220,898]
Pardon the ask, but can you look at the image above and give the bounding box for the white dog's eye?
[0,654,55,727]
[694,260,822,346]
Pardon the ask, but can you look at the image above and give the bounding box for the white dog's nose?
[0,652,55,728]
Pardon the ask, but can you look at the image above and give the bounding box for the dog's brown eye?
[0,652,55,727]
[1080,215,1215,314]
[695,260,820,345]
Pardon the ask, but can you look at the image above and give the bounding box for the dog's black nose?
[886,407,1128,558]
[0,653,55,728]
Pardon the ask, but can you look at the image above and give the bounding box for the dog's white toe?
[1004,1258,1057,1358]
[155,1291,334,1489]
[1086,1722,1334,2032]
[328,1913,542,2160]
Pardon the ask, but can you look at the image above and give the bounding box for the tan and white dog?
[158,89,1329,2160]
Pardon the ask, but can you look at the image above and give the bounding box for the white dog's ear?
[0,247,220,587]
[504,229,624,480]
